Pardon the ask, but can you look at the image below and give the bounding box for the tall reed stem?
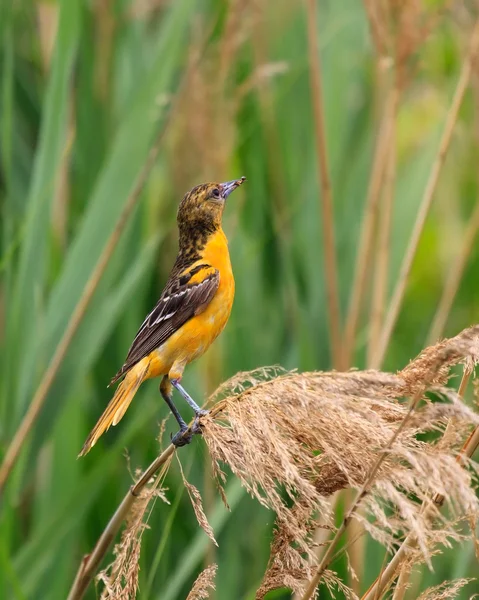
[67,398,227,600]
[306,0,342,368]
[67,446,176,600]
[342,84,398,369]
[368,112,396,364]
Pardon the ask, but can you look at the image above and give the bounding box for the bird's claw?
[171,410,209,447]
[171,427,192,447]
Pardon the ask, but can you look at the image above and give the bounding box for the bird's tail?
[78,360,150,457]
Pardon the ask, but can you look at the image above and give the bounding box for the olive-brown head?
[177,177,245,248]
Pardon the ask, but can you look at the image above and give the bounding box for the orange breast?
[147,228,235,379]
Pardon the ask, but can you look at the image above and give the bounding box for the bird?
[79,177,246,456]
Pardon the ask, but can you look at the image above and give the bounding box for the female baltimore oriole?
[79,177,245,456]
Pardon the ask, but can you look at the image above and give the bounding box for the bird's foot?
[171,410,210,446]
[171,427,193,447]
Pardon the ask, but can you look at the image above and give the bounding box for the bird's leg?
[170,378,209,434]
[159,376,191,447]
[170,378,208,415]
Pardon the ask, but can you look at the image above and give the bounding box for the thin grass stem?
[67,448,176,600]
[67,396,227,600]
[391,565,410,600]
[306,0,342,368]
[362,0,388,58]
[342,84,399,369]
[368,115,396,365]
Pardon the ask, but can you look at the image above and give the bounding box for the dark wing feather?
[110,265,219,384]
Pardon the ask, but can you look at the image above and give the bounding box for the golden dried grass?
[200,326,479,598]
[97,458,172,599]
[186,564,218,600]
[416,578,474,600]
[177,454,218,547]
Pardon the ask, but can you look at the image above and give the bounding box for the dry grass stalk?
[199,327,479,599]
[371,18,479,369]
[368,121,396,365]
[354,3,447,584]
[186,564,217,600]
[67,387,231,600]
[98,459,172,599]
[427,199,479,344]
[248,3,300,335]
[177,454,218,547]
[306,0,342,368]
[342,83,398,370]
[416,579,473,600]
[67,440,180,600]
[354,3,401,585]
[346,3,397,585]
[170,1,255,188]
[362,0,388,58]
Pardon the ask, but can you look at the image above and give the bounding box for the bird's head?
[177,177,246,243]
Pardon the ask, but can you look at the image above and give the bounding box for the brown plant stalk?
[68,423,193,599]
[306,0,342,368]
[67,395,228,600]
[356,62,398,595]
[0,117,171,496]
[362,361,479,600]
[342,82,399,370]
[368,117,396,365]
[67,451,174,600]
[371,19,479,369]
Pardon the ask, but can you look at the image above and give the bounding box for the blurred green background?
[1,0,479,598]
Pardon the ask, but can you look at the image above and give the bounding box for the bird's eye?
[211,188,220,199]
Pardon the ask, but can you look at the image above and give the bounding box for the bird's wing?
[110,263,219,384]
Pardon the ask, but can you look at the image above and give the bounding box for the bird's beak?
[221,176,246,199]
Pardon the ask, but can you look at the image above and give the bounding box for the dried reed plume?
[98,458,172,599]
[416,578,473,600]
[186,564,217,600]
[69,327,479,599]
[202,326,479,598]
